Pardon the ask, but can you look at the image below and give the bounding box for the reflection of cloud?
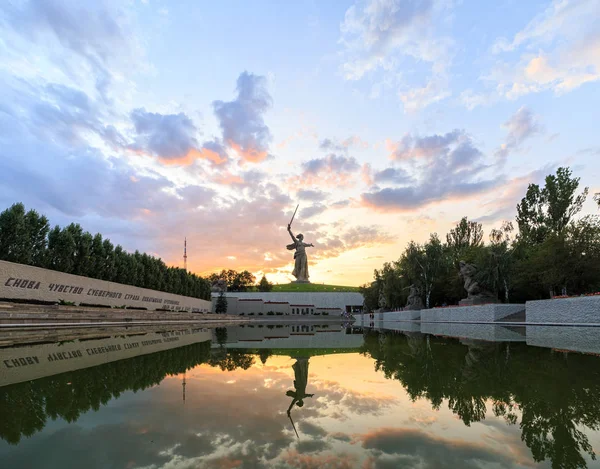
[298,421,327,438]
[296,439,331,454]
[280,450,357,469]
[360,428,514,469]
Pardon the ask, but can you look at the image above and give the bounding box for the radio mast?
[184,238,187,272]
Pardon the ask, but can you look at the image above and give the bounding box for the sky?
[0,0,599,286]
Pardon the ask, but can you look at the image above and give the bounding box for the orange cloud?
[229,141,268,163]
[158,147,228,167]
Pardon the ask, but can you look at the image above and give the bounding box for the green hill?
[271,283,359,292]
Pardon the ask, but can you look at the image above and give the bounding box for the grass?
[271,283,359,293]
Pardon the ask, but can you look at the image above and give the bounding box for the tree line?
[361,167,600,310]
[0,203,211,300]
[207,269,274,292]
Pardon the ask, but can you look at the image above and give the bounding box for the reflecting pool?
[1,323,600,468]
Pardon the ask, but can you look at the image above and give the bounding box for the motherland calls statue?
[458,261,497,305]
[287,224,314,283]
[404,284,424,310]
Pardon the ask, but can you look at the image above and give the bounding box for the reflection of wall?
[214,325,364,349]
[526,326,600,355]
[0,328,212,387]
[0,260,211,312]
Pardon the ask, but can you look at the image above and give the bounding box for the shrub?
[239,312,245,316]
[322,312,329,316]
[276,312,283,315]
[267,311,275,315]
[58,300,75,306]
[314,312,321,315]
[258,312,264,315]
[248,312,254,316]
[79,303,112,308]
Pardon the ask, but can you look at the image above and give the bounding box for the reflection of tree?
[215,327,228,346]
[0,340,212,445]
[361,330,600,468]
[208,349,255,371]
[258,349,273,365]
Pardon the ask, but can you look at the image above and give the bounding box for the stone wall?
[420,304,525,323]
[0,260,212,312]
[526,296,600,324]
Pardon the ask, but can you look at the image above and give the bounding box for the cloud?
[339,0,454,111]
[484,0,600,100]
[360,428,514,469]
[297,190,329,202]
[362,129,501,211]
[213,72,273,163]
[476,167,551,224]
[494,107,543,162]
[373,167,412,184]
[130,108,198,159]
[387,130,463,161]
[300,204,328,219]
[291,154,361,189]
[303,154,360,175]
[129,108,228,166]
[1,0,141,101]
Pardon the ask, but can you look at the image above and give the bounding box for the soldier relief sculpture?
[285,205,313,283]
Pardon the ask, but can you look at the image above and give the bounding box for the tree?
[0,203,49,266]
[487,221,515,302]
[595,193,600,209]
[446,217,483,265]
[232,270,256,292]
[257,275,273,292]
[215,292,228,314]
[360,280,380,313]
[46,226,76,273]
[517,167,588,244]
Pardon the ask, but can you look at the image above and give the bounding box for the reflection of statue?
[286,358,314,412]
[404,284,423,311]
[286,224,313,283]
[286,357,314,437]
[458,261,497,305]
[211,278,227,293]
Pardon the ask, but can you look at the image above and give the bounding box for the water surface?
[1,323,600,469]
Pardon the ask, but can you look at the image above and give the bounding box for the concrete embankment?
[0,302,248,329]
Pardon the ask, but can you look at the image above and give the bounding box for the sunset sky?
[1,0,599,286]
